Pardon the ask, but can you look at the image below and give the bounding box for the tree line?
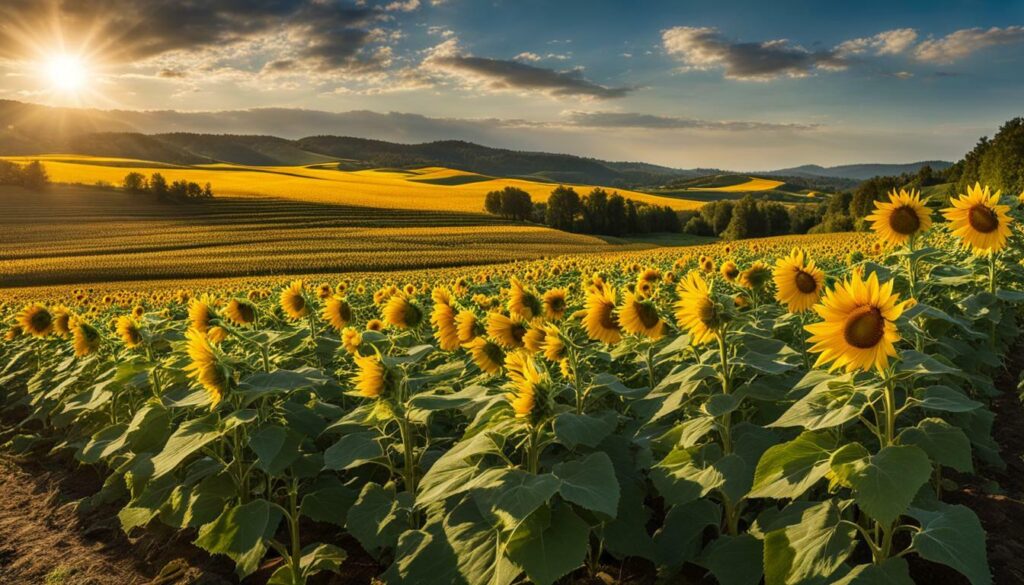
[0,160,49,191]
[484,185,681,236]
[123,172,214,201]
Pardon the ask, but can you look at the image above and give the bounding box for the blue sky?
[1,0,1023,169]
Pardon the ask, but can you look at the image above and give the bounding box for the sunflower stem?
[715,331,733,454]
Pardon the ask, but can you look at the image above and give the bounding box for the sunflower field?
[1,184,1022,585]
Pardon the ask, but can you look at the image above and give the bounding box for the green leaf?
[651,447,722,506]
[898,418,973,473]
[346,482,410,555]
[553,412,615,449]
[895,351,961,378]
[701,533,764,585]
[248,425,302,476]
[194,499,282,579]
[418,430,505,506]
[238,367,327,401]
[471,469,560,526]
[842,445,932,525]
[301,478,357,526]
[831,558,913,585]
[750,431,835,500]
[769,380,873,430]
[916,385,982,412]
[149,413,223,479]
[907,505,991,585]
[442,498,519,585]
[763,500,857,585]
[300,543,347,578]
[653,498,720,571]
[323,431,384,471]
[552,452,619,517]
[506,505,589,585]
[382,527,464,585]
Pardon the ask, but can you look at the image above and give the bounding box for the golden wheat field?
[684,177,786,192]
[0,155,704,213]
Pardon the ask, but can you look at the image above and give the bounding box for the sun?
[45,54,88,93]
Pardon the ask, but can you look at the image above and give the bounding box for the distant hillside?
[769,161,953,181]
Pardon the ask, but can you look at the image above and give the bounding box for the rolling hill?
[768,161,953,180]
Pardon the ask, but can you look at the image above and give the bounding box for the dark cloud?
[662,26,847,80]
[426,52,631,99]
[564,111,818,131]
[0,0,383,71]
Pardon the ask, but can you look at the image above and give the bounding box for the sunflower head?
[382,294,423,329]
[583,285,622,345]
[184,328,231,406]
[542,288,568,320]
[508,278,542,320]
[225,299,257,326]
[116,315,144,348]
[865,188,933,246]
[353,353,390,399]
[316,282,333,299]
[188,295,218,332]
[504,350,553,422]
[455,310,481,344]
[618,292,665,339]
[942,183,1013,254]
[323,296,353,332]
[486,312,528,349]
[538,323,565,362]
[739,262,772,290]
[720,261,740,282]
[341,327,363,354]
[281,280,310,320]
[805,270,910,373]
[675,271,730,345]
[773,248,825,313]
[467,337,505,375]
[71,319,101,357]
[430,300,461,351]
[366,318,384,332]
[522,322,548,354]
[52,306,73,336]
[16,304,53,337]
[132,305,145,319]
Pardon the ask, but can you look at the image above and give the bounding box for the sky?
[1,0,1023,170]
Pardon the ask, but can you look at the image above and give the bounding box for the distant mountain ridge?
[0,99,948,186]
[767,161,953,181]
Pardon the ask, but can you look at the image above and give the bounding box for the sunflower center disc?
[637,302,660,329]
[697,299,718,327]
[795,271,818,294]
[888,206,921,235]
[599,304,619,330]
[844,306,885,349]
[968,205,999,234]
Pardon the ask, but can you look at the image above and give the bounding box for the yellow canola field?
[689,177,785,192]
[3,155,703,212]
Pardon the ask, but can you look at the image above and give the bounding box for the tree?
[498,186,533,221]
[20,161,48,191]
[123,172,148,193]
[684,215,714,236]
[606,193,627,236]
[546,186,581,231]
[484,190,503,215]
[150,173,168,199]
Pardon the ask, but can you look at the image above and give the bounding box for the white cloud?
[837,28,918,56]
[914,26,1024,63]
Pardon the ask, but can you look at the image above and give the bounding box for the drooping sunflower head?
[184,328,231,406]
[508,278,542,320]
[207,326,228,345]
[16,304,53,337]
[538,323,565,363]
[467,337,505,375]
[430,300,461,351]
[188,294,218,332]
[225,299,257,327]
[116,315,144,348]
[353,352,389,399]
[942,183,1013,254]
[52,306,73,337]
[382,293,423,329]
[739,261,772,290]
[865,188,933,246]
[542,288,568,321]
[674,271,728,345]
[341,327,363,354]
[455,310,481,344]
[805,270,910,373]
[584,285,622,345]
[720,261,740,282]
[504,350,550,421]
[322,296,353,332]
[522,321,548,354]
[71,319,101,357]
[486,312,528,349]
[618,292,665,339]
[773,248,825,313]
[432,287,453,307]
[280,280,310,320]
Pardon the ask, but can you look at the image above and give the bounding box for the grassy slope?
[3,156,703,213]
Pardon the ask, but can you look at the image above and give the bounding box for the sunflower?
[4,325,22,342]
[584,285,621,345]
[467,337,504,374]
[805,271,910,373]
[739,261,772,290]
[353,353,387,399]
[52,306,72,336]
[316,282,333,299]
[639,268,662,284]
[720,261,740,282]
[322,296,353,332]
[431,300,461,351]
[188,295,217,332]
[16,304,53,337]
[674,271,726,345]
[132,305,145,319]
[382,294,423,329]
[71,320,101,357]
[116,315,143,348]
[865,188,933,246]
[184,328,230,406]
[224,299,256,326]
[508,278,542,320]
[455,310,480,344]
[522,322,547,354]
[773,249,825,313]
[207,326,228,345]
[486,312,527,349]
[617,292,665,339]
[542,288,568,321]
[504,351,541,418]
[942,183,1013,254]
[341,327,362,354]
[366,318,384,332]
[701,257,716,273]
[280,280,309,320]
[538,323,565,362]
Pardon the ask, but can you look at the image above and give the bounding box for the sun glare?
[45,54,88,92]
